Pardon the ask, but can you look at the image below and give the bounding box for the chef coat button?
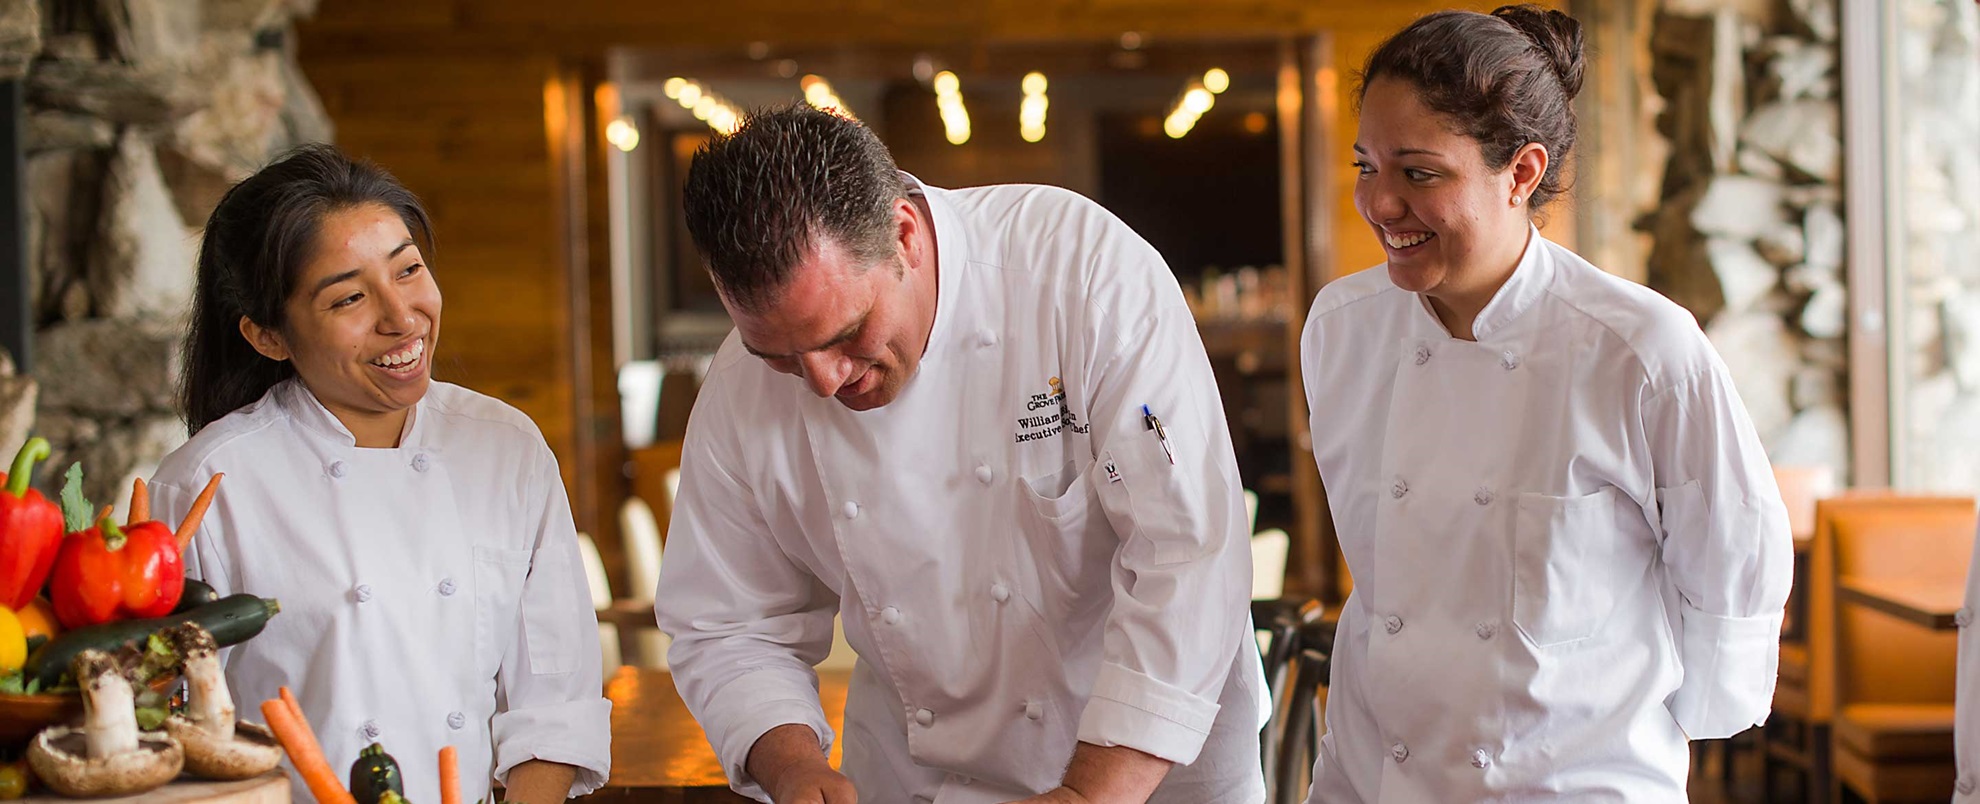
[915,708,935,726]
[1471,749,1492,769]
[991,583,1010,603]
[978,329,998,348]
[1391,479,1409,499]
[1024,701,1044,721]
[1473,487,1494,506]
[882,606,902,624]
[447,711,466,730]
[842,501,859,520]
[1501,351,1521,370]
[1385,615,1404,635]
[354,584,373,603]
[1414,345,1432,365]
[412,453,431,472]
[1390,742,1409,763]
[437,578,457,597]
[1475,622,1496,640]
[329,461,347,479]
[1960,776,1977,794]
[1958,608,1973,628]
[359,720,380,741]
[975,465,994,485]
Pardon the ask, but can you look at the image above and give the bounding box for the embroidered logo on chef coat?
[1015,375,1091,443]
[1104,460,1122,483]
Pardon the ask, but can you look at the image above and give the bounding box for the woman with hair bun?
[1299,6,1791,801]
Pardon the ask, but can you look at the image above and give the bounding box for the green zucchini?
[22,594,280,689]
[349,742,405,803]
[173,579,222,614]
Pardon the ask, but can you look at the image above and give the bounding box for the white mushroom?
[161,623,283,780]
[26,649,183,798]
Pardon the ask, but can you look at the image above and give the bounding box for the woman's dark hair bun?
[1493,4,1585,100]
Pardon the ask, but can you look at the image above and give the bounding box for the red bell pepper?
[50,514,185,629]
[0,438,64,610]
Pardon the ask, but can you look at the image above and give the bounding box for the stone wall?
[10,0,331,504]
[1897,0,1980,490]
[1644,0,1849,478]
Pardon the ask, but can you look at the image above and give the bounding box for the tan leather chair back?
[1820,496,1975,713]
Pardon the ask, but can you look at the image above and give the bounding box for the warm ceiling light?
[800,74,855,119]
[933,71,969,145]
[1183,87,1214,114]
[1165,78,1214,139]
[1020,71,1048,143]
[677,82,703,107]
[1204,68,1230,94]
[605,116,640,152]
[663,77,686,99]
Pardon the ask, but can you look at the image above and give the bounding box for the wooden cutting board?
[24,770,289,803]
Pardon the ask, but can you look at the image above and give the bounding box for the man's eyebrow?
[743,317,864,359]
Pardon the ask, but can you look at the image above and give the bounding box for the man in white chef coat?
[652,104,1265,804]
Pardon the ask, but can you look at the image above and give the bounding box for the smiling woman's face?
[241,202,442,439]
[1353,77,1538,300]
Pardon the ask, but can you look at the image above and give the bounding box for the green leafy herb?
[59,462,91,533]
[134,705,168,731]
[0,672,24,695]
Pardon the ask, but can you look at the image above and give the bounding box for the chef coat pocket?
[1102,439,1211,567]
[519,545,582,674]
[473,546,532,678]
[1015,460,1111,613]
[1512,486,1636,647]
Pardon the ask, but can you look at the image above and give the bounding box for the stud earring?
[1511,196,1523,207]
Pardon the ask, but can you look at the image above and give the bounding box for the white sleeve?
[1074,246,1253,766]
[1644,362,1795,739]
[488,444,613,796]
[653,409,838,802]
[1954,522,1980,801]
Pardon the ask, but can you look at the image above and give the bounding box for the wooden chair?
[1824,496,1974,802]
[1763,465,1843,800]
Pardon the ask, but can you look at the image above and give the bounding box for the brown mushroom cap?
[166,716,285,781]
[26,725,184,798]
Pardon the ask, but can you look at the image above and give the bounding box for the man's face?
[727,208,935,411]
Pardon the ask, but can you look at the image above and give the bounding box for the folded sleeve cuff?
[1670,602,1782,739]
[491,696,614,796]
[1075,662,1221,765]
[704,671,837,802]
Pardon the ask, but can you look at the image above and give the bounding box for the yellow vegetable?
[14,597,57,642]
[0,606,24,674]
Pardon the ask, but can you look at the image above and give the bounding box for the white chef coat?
[654,176,1265,804]
[150,379,612,804]
[1955,522,1980,801]
[1300,231,1793,802]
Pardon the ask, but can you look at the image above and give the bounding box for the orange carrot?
[128,477,148,525]
[280,686,306,729]
[261,698,356,804]
[175,473,223,550]
[438,745,461,804]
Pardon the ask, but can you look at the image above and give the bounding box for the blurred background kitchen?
[0,0,1975,801]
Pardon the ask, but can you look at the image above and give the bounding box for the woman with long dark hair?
[153,144,610,804]
[1299,6,1791,801]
